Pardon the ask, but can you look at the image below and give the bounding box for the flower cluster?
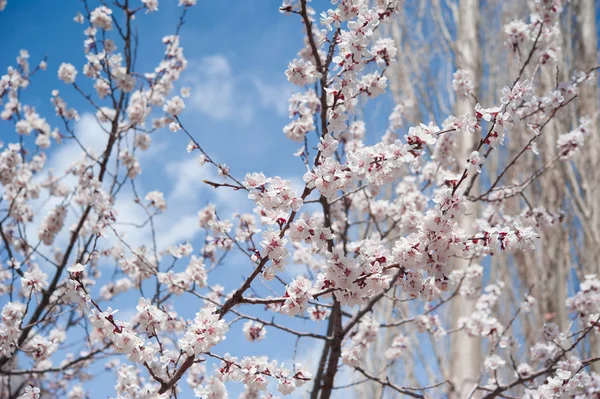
[566,274,600,329]
[242,321,267,342]
[459,283,505,342]
[211,354,312,395]
[58,63,77,84]
[283,91,320,142]
[0,302,26,357]
[179,304,229,355]
[285,59,321,86]
[21,265,48,295]
[556,117,590,159]
[341,315,380,366]
[452,68,475,98]
[245,173,303,225]
[288,216,333,250]
[385,333,409,360]
[280,275,313,316]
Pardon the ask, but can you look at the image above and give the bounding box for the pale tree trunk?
[572,0,600,371]
[536,168,570,332]
[533,0,600,333]
[573,0,600,271]
[537,62,570,331]
[449,0,481,397]
[354,300,398,399]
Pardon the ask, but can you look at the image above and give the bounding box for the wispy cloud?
[184,54,292,124]
[29,114,110,270]
[48,113,109,174]
[186,55,252,122]
[166,157,214,204]
[111,157,213,250]
[31,113,252,259]
[251,76,292,117]
[114,155,251,250]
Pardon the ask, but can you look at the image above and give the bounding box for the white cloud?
[110,192,152,248]
[48,113,109,176]
[186,55,252,122]
[166,157,214,203]
[158,214,200,247]
[106,157,213,251]
[185,55,292,123]
[113,156,251,250]
[251,76,292,117]
[29,106,258,265]
[28,114,112,270]
[28,114,215,259]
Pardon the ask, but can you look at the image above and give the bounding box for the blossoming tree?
[1,0,599,398]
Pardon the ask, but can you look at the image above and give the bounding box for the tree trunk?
[449,0,481,397]
[574,0,600,371]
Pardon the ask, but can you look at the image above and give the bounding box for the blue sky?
[0,1,339,397]
[0,1,492,397]
[1,0,307,167]
[0,0,536,397]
